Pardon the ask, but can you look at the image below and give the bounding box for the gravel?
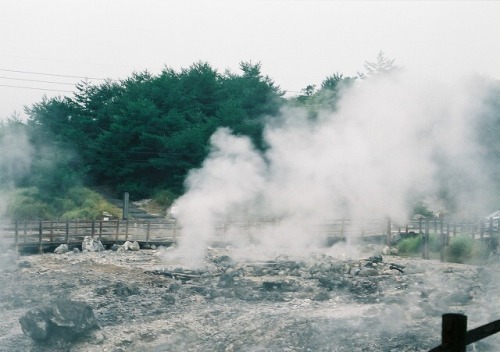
[0,246,499,351]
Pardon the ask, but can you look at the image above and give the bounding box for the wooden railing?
[0,219,178,252]
[428,314,500,351]
[1,217,498,256]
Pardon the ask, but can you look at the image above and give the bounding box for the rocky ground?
[0,243,499,352]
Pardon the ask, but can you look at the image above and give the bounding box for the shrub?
[397,236,422,255]
[4,186,121,220]
[446,235,473,263]
[153,189,177,208]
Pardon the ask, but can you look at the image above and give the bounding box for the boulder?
[128,241,140,251]
[19,299,98,346]
[54,244,69,254]
[82,236,105,252]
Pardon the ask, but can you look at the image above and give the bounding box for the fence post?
[480,220,484,247]
[38,220,43,254]
[49,221,54,242]
[23,221,27,242]
[125,220,129,242]
[115,220,120,243]
[440,219,445,262]
[99,220,103,241]
[173,220,177,243]
[15,221,19,252]
[419,218,423,234]
[423,219,430,259]
[91,220,96,237]
[386,218,392,247]
[65,220,69,245]
[146,221,150,245]
[441,313,467,352]
[446,222,450,245]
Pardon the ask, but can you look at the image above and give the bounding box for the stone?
[82,236,105,252]
[73,247,81,254]
[390,247,399,255]
[382,246,391,255]
[19,299,98,345]
[54,244,69,254]
[129,241,140,251]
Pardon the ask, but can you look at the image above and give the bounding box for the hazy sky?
[1,0,499,119]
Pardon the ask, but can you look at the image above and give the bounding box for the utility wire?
[0,68,107,81]
[0,76,75,86]
[0,84,74,93]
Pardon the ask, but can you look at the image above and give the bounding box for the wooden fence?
[428,314,500,351]
[0,219,178,253]
[0,217,498,256]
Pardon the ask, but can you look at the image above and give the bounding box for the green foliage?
[397,236,422,255]
[5,186,121,220]
[153,189,177,208]
[445,235,474,263]
[22,61,284,198]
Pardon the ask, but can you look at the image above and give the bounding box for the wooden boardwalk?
[1,217,497,255]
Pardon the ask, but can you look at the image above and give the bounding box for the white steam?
[168,70,494,265]
[0,128,33,215]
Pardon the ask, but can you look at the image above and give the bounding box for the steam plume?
[168,70,495,265]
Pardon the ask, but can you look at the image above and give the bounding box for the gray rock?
[54,244,69,254]
[82,236,105,252]
[73,247,81,253]
[19,299,98,346]
[128,241,140,251]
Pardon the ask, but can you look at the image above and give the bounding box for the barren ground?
[0,245,499,352]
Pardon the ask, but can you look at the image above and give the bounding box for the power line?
[0,68,107,81]
[0,76,75,86]
[0,84,74,93]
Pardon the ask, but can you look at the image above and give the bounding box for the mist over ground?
[169,70,496,265]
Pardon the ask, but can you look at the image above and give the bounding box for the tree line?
[1,55,499,220]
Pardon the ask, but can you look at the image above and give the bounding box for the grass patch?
[5,186,121,220]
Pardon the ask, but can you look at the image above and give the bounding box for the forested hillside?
[1,58,499,220]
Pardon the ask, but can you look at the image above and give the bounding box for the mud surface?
[0,247,499,351]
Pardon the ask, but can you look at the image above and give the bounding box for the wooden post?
[65,220,69,245]
[115,219,120,242]
[125,220,129,242]
[91,220,96,237]
[423,219,430,259]
[38,220,43,254]
[146,221,151,245]
[453,223,457,237]
[173,220,177,242]
[446,222,450,245]
[441,313,467,352]
[440,219,445,262]
[49,221,54,242]
[419,218,423,234]
[14,221,19,252]
[23,221,27,243]
[480,221,484,246]
[386,218,392,247]
[99,220,103,241]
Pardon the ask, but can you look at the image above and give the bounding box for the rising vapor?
[167,70,495,265]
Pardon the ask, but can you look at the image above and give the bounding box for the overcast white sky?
[1,0,499,120]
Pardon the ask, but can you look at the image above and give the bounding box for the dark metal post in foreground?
[442,314,467,352]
